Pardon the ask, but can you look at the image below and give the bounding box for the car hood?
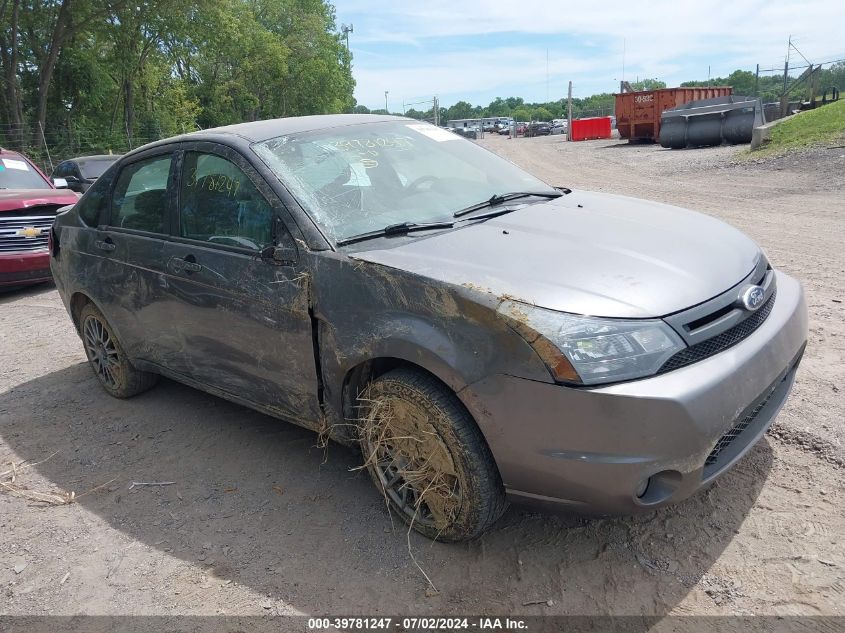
[350,190,761,318]
[0,188,80,213]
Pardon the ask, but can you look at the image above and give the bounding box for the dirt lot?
[1,136,843,619]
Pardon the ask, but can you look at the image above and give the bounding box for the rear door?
[96,148,180,368]
[160,143,321,425]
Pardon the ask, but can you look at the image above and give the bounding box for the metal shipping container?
[615,87,733,142]
[570,116,612,142]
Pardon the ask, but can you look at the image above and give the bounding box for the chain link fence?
[0,123,170,175]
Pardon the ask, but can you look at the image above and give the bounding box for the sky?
[336,0,845,111]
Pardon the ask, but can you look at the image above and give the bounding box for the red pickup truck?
[0,148,79,289]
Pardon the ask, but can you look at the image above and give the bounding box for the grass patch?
[752,99,845,156]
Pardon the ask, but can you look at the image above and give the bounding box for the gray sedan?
[49,115,807,541]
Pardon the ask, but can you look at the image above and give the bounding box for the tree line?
[355,67,845,124]
[0,0,354,163]
[2,3,843,169]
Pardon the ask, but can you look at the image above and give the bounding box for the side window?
[111,154,172,234]
[76,168,115,227]
[180,152,273,251]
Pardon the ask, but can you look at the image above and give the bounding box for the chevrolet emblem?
[17,227,43,238]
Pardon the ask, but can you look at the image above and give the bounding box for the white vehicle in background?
[551,119,568,135]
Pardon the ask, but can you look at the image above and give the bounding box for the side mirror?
[53,177,68,189]
[260,243,298,266]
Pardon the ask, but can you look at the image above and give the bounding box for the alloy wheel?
[362,396,462,531]
[83,315,121,390]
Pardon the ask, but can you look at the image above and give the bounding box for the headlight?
[498,301,686,386]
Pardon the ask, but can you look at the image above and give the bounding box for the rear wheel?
[79,303,158,398]
[358,368,506,541]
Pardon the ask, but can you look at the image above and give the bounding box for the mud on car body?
[50,115,808,541]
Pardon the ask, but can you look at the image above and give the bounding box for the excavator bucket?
[659,96,766,149]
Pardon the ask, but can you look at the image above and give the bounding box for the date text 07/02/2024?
[307,616,529,631]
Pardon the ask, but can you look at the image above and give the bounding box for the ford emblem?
[739,285,766,311]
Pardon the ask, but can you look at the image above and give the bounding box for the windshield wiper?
[335,190,566,246]
[336,220,455,246]
[453,191,563,218]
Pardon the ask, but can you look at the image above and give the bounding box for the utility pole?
[617,37,628,94]
[433,96,439,126]
[567,81,573,142]
[781,35,791,117]
[754,64,760,97]
[384,91,389,114]
[340,24,353,53]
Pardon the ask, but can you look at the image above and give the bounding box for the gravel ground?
[1,137,843,620]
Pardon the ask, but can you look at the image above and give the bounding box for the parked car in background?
[0,147,79,289]
[551,119,568,135]
[52,154,122,194]
[527,122,551,136]
[515,123,528,136]
[50,114,806,542]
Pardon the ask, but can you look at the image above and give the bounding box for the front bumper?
[0,251,51,287]
[461,270,808,514]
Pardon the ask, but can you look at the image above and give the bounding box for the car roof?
[132,114,406,154]
[197,114,402,141]
[127,114,405,159]
[77,154,122,163]
[0,147,26,158]
[57,154,122,166]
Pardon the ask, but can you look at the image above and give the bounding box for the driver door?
[160,144,322,427]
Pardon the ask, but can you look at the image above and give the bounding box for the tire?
[79,303,158,398]
[358,368,507,542]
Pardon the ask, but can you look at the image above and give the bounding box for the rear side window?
[76,168,115,227]
[79,159,115,179]
[179,152,273,251]
[52,162,71,178]
[111,154,172,233]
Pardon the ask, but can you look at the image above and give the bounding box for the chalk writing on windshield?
[327,137,414,169]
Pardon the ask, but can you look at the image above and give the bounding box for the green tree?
[630,78,666,91]
[0,0,354,161]
[445,100,475,121]
[504,96,524,110]
[486,97,511,117]
[531,106,552,121]
[511,107,531,122]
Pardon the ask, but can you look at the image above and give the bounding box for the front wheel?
[79,303,158,398]
[358,368,507,541]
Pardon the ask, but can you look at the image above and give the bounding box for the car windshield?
[0,156,51,189]
[80,159,117,179]
[253,120,557,241]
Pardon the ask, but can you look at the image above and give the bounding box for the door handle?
[95,239,116,252]
[168,255,202,274]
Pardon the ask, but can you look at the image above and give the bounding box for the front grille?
[658,289,776,374]
[0,215,55,253]
[702,344,804,478]
[705,384,777,467]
